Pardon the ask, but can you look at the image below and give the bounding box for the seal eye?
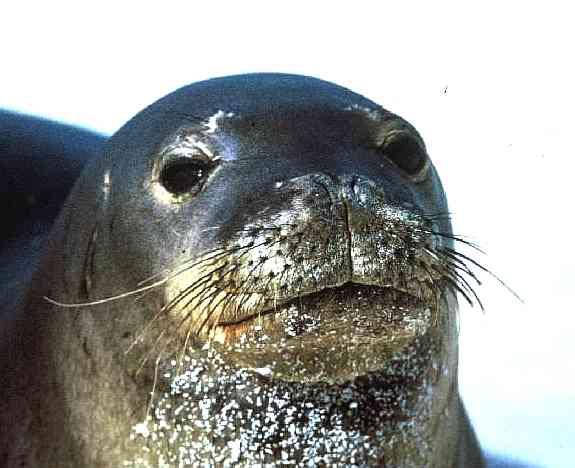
[159,157,215,196]
[382,133,428,177]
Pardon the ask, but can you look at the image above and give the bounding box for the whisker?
[440,249,482,287]
[446,266,484,311]
[444,247,523,303]
[136,247,232,287]
[44,248,235,308]
[160,264,231,315]
[145,352,163,423]
[423,229,485,254]
[441,274,475,309]
[135,329,168,377]
[177,314,198,373]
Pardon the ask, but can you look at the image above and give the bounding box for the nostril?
[337,175,362,202]
[351,176,361,196]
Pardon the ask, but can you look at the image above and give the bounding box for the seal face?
[1,74,484,467]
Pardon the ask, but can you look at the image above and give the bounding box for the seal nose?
[339,174,360,200]
[335,174,391,284]
[338,174,384,233]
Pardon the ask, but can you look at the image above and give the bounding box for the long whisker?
[44,248,236,308]
[423,229,485,254]
[135,329,168,376]
[136,247,233,287]
[443,247,523,302]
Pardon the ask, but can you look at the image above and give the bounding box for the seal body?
[0,74,484,467]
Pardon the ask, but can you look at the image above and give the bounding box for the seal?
[0,74,485,467]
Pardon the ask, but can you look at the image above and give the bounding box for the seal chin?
[209,282,436,384]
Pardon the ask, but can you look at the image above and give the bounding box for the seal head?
[63,75,454,383]
[2,74,483,467]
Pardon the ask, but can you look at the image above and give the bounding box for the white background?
[2,2,573,466]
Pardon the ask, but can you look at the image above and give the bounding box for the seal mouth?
[215,282,419,327]
[209,282,435,383]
